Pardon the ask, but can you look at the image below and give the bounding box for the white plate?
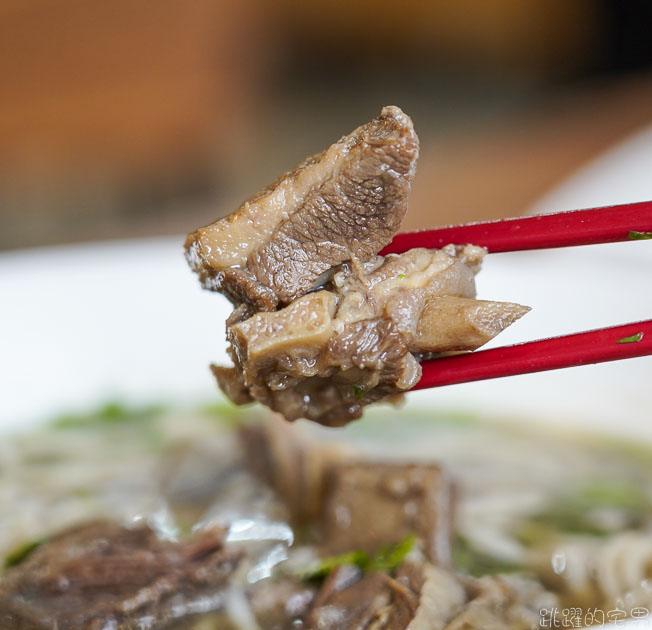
[1,125,651,628]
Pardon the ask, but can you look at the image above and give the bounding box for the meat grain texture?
[186,106,529,425]
[0,521,241,629]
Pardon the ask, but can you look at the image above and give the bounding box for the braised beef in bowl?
[1,403,651,629]
[2,108,652,629]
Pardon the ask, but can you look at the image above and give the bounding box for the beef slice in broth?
[306,563,423,630]
[0,520,241,630]
[307,562,555,630]
[185,106,529,425]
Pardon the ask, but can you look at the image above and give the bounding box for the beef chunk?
[0,520,241,630]
[306,563,423,630]
[238,415,351,524]
[321,462,453,567]
[185,106,530,425]
[215,247,528,426]
[306,562,555,630]
[186,105,419,310]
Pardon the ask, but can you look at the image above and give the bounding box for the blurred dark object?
[1,1,652,250]
[601,1,652,74]
[279,0,601,80]
[404,76,652,230]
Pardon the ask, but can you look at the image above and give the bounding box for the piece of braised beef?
[306,562,424,630]
[306,562,556,630]
[0,520,241,630]
[185,106,529,425]
[238,416,351,524]
[186,105,419,311]
[214,246,528,426]
[321,462,454,567]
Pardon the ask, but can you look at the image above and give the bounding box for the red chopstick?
[382,200,652,389]
[380,200,652,255]
[414,320,652,390]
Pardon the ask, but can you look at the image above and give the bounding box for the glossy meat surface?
[307,563,423,630]
[185,106,529,425]
[0,521,240,630]
[186,105,419,310]
[321,462,453,567]
[215,246,528,425]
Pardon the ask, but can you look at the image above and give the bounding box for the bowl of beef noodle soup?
[1,114,652,629]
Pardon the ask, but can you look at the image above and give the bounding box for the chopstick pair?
[378,200,652,390]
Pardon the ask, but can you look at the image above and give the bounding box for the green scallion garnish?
[617,332,644,344]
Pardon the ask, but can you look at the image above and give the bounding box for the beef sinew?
[306,562,555,630]
[306,563,425,630]
[214,245,529,425]
[186,106,530,425]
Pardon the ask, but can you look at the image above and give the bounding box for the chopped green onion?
[3,539,45,569]
[628,231,652,240]
[51,402,163,429]
[452,535,520,577]
[301,550,369,580]
[617,332,644,344]
[352,384,366,400]
[515,481,652,542]
[301,535,416,580]
[367,534,416,572]
[397,274,406,279]
[199,400,249,426]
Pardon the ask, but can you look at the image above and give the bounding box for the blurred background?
[2,0,652,250]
